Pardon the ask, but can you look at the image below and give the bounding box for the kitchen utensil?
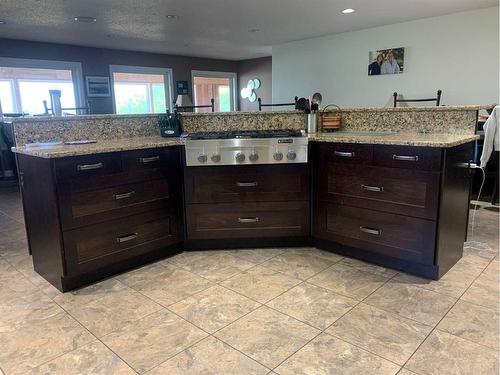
[312,92,322,107]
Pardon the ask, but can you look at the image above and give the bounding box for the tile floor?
[0,186,498,374]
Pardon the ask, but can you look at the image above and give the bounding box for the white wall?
[272,7,499,107]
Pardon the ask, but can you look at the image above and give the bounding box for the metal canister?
[306,112,317,133]
[49,90,62,116]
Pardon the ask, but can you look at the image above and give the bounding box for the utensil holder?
[306,113,317,133]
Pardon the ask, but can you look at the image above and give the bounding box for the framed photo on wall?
[368,47,405,76]
[85,76,111,97]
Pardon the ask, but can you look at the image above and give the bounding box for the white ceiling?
[0,0,497,60]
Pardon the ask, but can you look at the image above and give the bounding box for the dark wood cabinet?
[186,201,310,240]
[184,164,309,204]
[184,164,311,248]
[316,203,436,264]
[63,209,179,275]
[313,142,474,279]
[17,139,474,291]
[318,162,440,219]
[17,146,183,291]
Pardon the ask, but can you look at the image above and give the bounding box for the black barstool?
[393,90,442,107]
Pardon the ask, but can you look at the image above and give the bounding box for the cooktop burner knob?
[211,154,221,163]
[287,150,297,160]
[273,152,284,161]
[235,152,245,163]
[197,154,208,163]
[249,152,259,162]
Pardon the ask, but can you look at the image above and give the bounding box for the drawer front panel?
[318,143,373,165]
[316,203,435,264]
[122,147,177,172]
[55,153,122,181]
[64,210,179,275]
[186,201,310,240]
[321,164,440,219]
[374,145,442,171]
[184,164,309,203]
[60,179,171,228]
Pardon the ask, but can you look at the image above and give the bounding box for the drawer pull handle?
[117,233,138,243]
[361,184,384,192]
[334,151,355,158]
[139,156,161,163]
[113,191,135,200]
[236,181,258,187]
[393,154,418,162]
[359,226,382,236]
[238,217,260,223]
[77,162,103,171]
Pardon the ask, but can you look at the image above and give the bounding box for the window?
[109,65,173,115]
[192,71,237,112]
[0,58,84,115]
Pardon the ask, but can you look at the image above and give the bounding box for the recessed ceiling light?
[248,28,259,33]
[73,16,97,23]
[166,15,179,19]
[341,8,355,14]
[0,20,6,25]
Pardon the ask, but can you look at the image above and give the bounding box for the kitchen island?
[11,106,481,291]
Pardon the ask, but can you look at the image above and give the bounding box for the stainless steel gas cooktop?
[184,129,308,166]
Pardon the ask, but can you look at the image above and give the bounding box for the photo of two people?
[368,47,405,75]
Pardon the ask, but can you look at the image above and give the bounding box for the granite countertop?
[308,132,479,148]
[12,137,181,158]
[12,132,479,158]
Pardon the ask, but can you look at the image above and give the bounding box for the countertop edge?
[12,140,182,159]
[308,134,480,148]
[11,134,479,158]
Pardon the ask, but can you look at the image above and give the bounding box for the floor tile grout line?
[50,297,165,374]
[122,280,274,373]
[399,254,499,372]
[268,248,499,372]
[0,207,25,224]
[269,271,401,371]
[138,334,212,374]
[93,266,274,373]
[2,206,497,374]
[165,248,290,285]
[22,338,140,375]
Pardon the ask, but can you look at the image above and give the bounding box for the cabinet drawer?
[186,201,310,240]
[184,164,309,203]
[60,178,171,229]
[322,164,440,219]
[320,143,373,165]
[316,203,435,264]
[374,145,442,171]
[55,153,122,181]
[122,147,177,171]
[63,210,179,275]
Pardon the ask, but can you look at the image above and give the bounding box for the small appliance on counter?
[159,111,182,137]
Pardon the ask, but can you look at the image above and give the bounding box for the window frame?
[109,65,173,115]
[191,70,238,112]
[0,57,85,114]
[0,78,17,113]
